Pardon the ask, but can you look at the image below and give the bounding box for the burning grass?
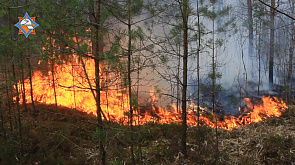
[0,103,294,164]
[16,54,289,130]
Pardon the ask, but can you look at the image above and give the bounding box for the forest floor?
[0,102,295,164]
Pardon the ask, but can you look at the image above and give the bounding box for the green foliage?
[153,85,162,99]
[131,93,139,111]
[208,70,222,80]
[282,105,294,114]
[132,27,145,41]
[253,2,268,18]
[200,7,218,20]
[92,128,106,142]
[0,137,19,165]
[284,84,291,93]
[262,135,293,163]
[110,0,144,20]
[217,5,232,16]
[215,38,224,47]
[159,54,168,64]
[206,111,215,121]
[215,84,224,92]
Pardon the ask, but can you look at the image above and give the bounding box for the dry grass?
[0,103,294,164]
[219,106,295,165]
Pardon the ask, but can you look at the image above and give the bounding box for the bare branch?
[258,0,295,20]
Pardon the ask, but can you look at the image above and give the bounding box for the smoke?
[185,0,278,115]
[119,0,289,115]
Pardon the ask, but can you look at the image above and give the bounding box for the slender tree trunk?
[105,68,109,120]
[269,0,275,88]
[242,47,248,97]
[0,100,7,141]
[70,54,77,110]
[7,8,16,132]
[7,69,18,131]
[49,35,58,116]
[212,8,219,160]
[212,18,215,114]
[137,44,143,164]
[181,0,188,157]
[196,0,202,154]
[288,0,294,100]
[24,1,35,117]
[12,64,23,154]
[247,0,254,56]
[27,52,36,117]
[258,23,261,95]
[74,28,108,121]
[51,59,58,112]
[21,62,27,111]
[9,7,23,155]
[95,1,106,164]
[127,0,135,163]
[197,0,201,129]
[177,45,181,113]
[4,64,13,132]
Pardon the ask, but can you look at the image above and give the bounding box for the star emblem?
[15,13,39,38]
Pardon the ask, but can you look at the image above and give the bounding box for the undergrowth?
[0,103,294,164]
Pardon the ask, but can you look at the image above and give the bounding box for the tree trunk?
[288,0,294,100]
[258,22,262,95]
[95,0,106,164]
[127,0,135,163]
[4,64,13,132]
[27,52,36,118]
[12,64,23,155]
[196,0,202,154]
[177,45,181,113]
[0,99,6,141]
[51,59,58,113]
[181,0,188,157]
[21,62,27,111]
[247,0,254,56]
[9,7,23,155]
[212,6,219,160]
[269,0,275,88]
[74,22,107,120]
[197,0,201,129]
[49,35,58,116]
[71,56,77,110]
[242,48,248,97]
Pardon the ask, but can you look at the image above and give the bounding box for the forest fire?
[19,55,288,130]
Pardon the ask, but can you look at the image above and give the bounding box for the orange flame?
[19,54,288,130]
[21,55,130,122]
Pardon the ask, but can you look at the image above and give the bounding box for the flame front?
[22,55,130,122]
[19,54,288,130]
